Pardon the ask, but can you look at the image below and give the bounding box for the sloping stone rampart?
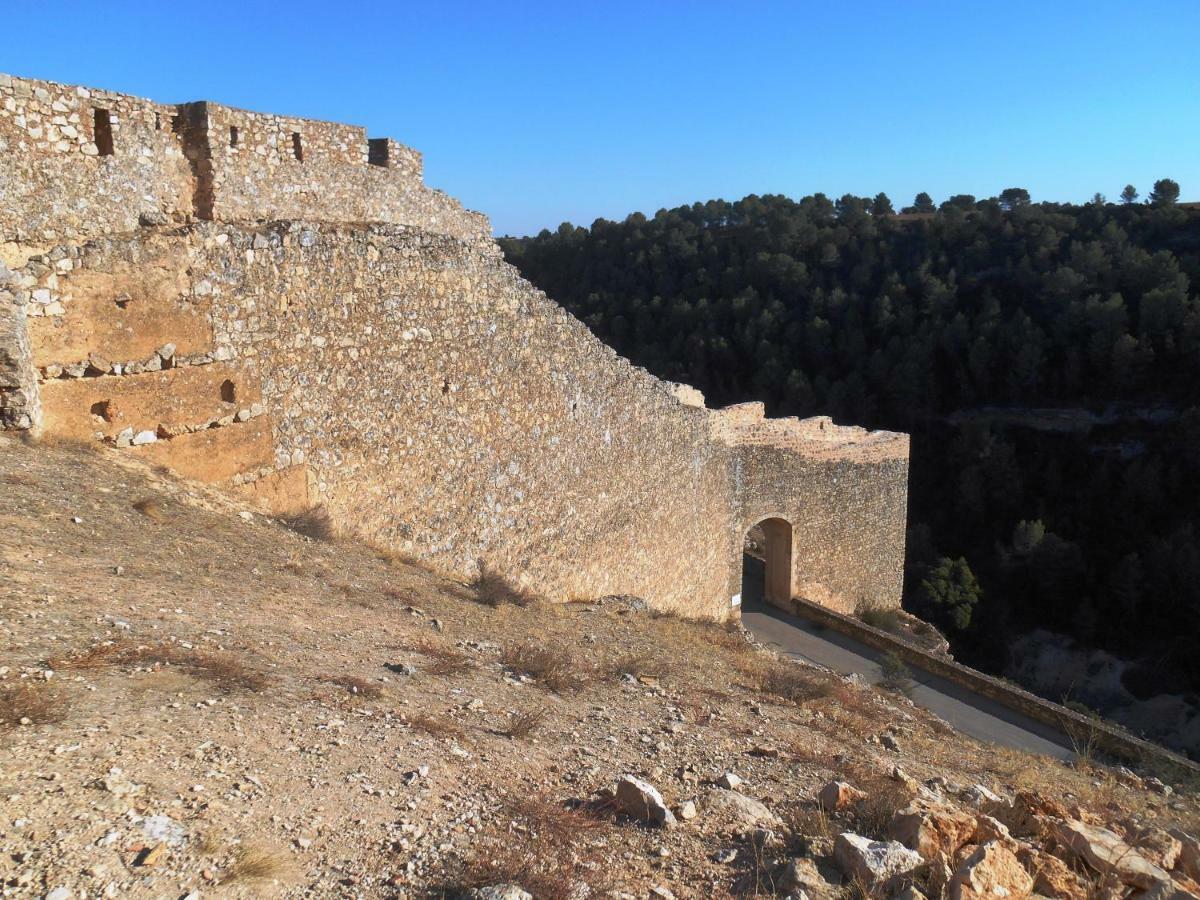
[0,73,909,619]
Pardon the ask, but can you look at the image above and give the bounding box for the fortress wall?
[0,75,490,251]
[0,73,911,620]
[182,101,492,244]
[0,75,194,250]
[12,222,739,618]
[731,442,909,614]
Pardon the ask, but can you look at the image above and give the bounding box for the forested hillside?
[500,187,1200,715]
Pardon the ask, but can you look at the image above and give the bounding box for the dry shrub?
[451,796,612,900]
[0,681,69,730]
[281,558,305,576]
[176,650,270,693]
[219,844,292,885]
[501,643,589,694]
[841,762,915,839]
[281,505,336,541]
[409,713,466,740]
[740,655,837,705]
[329,675,382,700]
[131,497,166,521]
[497,708,548,740]
[471,564,536,607]
[48,641,268,693]
[404,640,473,677]
[605,651,673,682]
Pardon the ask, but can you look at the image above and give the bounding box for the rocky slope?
[2,433,1198,899]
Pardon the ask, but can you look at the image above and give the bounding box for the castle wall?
[0,73,910,619]
[0,75,193,250]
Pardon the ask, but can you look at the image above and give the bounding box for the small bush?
[329,675,382,700]
[501,643,588,693]
[860,607,903,634]
[47,642,269,693]
[449,796,611,900]
[742,655,835,704]
[219,844,291,885]
[471,565,536,607]
[842,763,916,839]
[281,505,336,541]
[404,640,473,677]
[497,708,548,740]
[0,681,69,730]
[605,652,672,682]
[878,651,914,695]
[409,713,466,740]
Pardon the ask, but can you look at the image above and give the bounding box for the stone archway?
[743,517,794,609]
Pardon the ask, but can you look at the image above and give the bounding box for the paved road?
[741,599,1076,761]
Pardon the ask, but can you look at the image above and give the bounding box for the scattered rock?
[817,779,865,812]
[675,800,696,821]
[1017,847,1089,900]
[716,771,742,789]
[615,775,676,827]
[948,841,1033,900]
[1054,819,1172,890]
[1168,828,1200,882]
[888,800,977,860]
[833,832,922,892]
[705,788,781,829]
[777,857,839,899]
[468,886,532,900]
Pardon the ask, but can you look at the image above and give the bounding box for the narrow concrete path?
[741,600,1076,761]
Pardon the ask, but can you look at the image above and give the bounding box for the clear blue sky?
[6,1,1198,235]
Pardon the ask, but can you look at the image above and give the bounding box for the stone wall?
[0,73,911,620]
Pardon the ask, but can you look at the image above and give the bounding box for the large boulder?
[615,775,676,827]
[1127,825,1184,871]
[948,842,1033,899]
[987,790,1068,838]
[818,780,866,812]
[1016,847,1088,900]
[1054,819,1171,891]
[1168,828,1200,882]
[889,801,978,860]
[777,857,839,900]
[833,832,923,893]
[705,787,782,829]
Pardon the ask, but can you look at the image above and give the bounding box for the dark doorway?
[742,517,794,609]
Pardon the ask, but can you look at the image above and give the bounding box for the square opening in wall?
[291,132,303,162]
[93,108,114,156]
[229,125,240,147]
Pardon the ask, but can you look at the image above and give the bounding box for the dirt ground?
[2,433,1197,899]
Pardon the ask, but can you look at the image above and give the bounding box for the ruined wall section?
[714,403,910,614]
[0,75,193,253]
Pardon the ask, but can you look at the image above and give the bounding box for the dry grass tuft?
[471,565,537,608]
[403,640,473,677]
[0,681,69,730]
[408,713,467,740]
[450,795,612,900]
[501,643,589,694]
[605,651,673,683]
[840,761,916,839]
[219,844,292,885]
[131,497,167,521]
[329,675,382,700]
[47,641,269,693]
[740,654,840,705]
[497,707,548,740]
[2,471,37,486]
[281,505,336,541]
